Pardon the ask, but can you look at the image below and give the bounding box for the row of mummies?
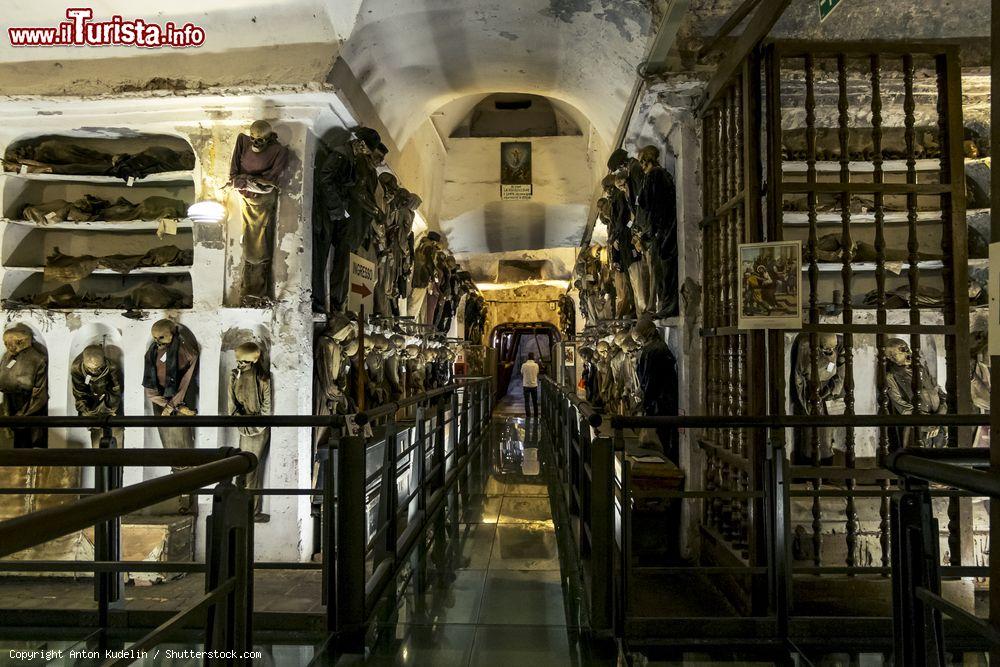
[2,123,482,325]
[789,330,990,465]
[575,145,680,324]
[0,320,268,518]
[312,313,462,441]
[577,313,680,464]
[311,126,477,331]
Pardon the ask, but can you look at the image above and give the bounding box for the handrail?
[0,446,244,467]
[0,451,256,558]
[0,414,347,428]
[888,449,999,498]
[356,380,466,424]
[540,376,602,426]
[610,413,990,429]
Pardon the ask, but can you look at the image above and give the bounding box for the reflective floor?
[334,414,619,666]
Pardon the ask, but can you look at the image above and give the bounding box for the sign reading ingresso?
[348,253,376,314]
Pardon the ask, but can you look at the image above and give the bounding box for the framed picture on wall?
[737,240,803,330]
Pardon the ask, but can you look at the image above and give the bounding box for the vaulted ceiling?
[340,0,662,147]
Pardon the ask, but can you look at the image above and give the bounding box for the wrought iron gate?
[700,41,977,613]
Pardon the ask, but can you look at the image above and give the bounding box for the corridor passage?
[339,415,616,666]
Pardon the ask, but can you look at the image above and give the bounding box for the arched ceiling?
[340,0,662,147]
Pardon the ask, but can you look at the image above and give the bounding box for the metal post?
[375,416,399,570]
[204,481,253,661]
[415,404,427,513]
[434,397,447,490]
[767,434,791,642]
[589,430,615,636]
[94,426,122,640]
[891,486,932,667]
[336,434,368,653]
[450,390,462,465]
[321,433,337,633]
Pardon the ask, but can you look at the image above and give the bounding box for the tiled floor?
[338,415,617,666]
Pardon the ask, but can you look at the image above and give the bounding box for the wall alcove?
[0,131,197,310]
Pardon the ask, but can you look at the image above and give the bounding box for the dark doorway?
[489,322,559,411]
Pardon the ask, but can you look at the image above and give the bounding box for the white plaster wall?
[0,91,357,562]
[440,136,594,254]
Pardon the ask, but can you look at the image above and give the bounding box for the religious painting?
[737,240,802,330]
[500,141,532,200]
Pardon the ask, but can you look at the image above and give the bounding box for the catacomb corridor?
[0,0,995,665]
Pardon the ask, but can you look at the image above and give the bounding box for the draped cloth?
[43,245,192,282]
[239,189,279,300]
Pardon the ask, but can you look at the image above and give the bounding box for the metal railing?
[540,376,994,653]
[887,448,1000,665]
[0,377,493,662]
[0,447,256,666]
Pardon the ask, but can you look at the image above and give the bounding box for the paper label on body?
[886,262,903,275]
[159,353,167,363]
[44,212,59,223]
[127,176,136,187]
[157,218,178,238]
[6,359,15,369]
[85,375,92,385]
[19,165,27,175]
[826,362,835,373]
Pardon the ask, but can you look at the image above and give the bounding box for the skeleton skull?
[886,338,913,367]
[249,120,274,153]
[816,333,839,362]
[151,319,176,348]
[3,325,33,355]
[235,341,261,370]
[81,345,109,375]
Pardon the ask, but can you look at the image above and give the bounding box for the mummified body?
[885,338,948,450]
[229,342,272,520]
[71,345,124,448]
[790,333,846,464]
[229,120,290,305]
[0,325,48,448]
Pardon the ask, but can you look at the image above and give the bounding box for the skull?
[249,120,274,153]
[2,325,33,356]
[378,173,399,203]
[81,345,109,375]
[638,145,660,173]
[235,341,261,371]
[816,333,839,362]
[886,338,913,367]
[373,334,390,353]
[391,334,406,352]
[151,319,176,348]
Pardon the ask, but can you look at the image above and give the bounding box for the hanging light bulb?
[187,200,228,224]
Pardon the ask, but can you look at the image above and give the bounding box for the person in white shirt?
[521,353,540,420]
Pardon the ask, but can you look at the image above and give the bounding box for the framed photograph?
[737,240,803,330]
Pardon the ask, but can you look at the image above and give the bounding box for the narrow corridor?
[340,415,617,666]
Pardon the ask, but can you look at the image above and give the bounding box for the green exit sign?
[819,0,843,20]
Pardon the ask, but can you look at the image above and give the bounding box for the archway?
[489,321,560,409]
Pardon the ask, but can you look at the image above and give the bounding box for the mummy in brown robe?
[142,319,199,512]
[71,345,124,448]
[0,325,48,448]
[229,120,290,305]
[229,342,272,521]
